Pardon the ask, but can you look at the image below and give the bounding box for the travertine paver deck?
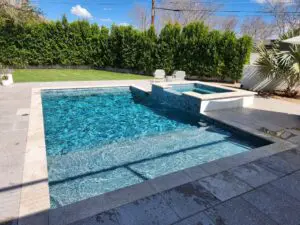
[0,81,299,225]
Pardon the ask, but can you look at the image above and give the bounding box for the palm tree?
[255,30,300,97]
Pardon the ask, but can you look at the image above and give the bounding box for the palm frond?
[254,44,279,78]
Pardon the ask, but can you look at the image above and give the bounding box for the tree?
[241,16,274,41]
[220,16,238,31]
[130,3,150,31]
[157,0,222,29]
[255,29,300,96]
[210,16,238,32]
[157,23,181,74]
[0,0,43,25]
[260,0,300,36]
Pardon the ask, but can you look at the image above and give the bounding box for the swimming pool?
[171,83,233,94]
[42,87,268,208]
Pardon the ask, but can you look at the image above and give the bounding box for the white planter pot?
[1,74,13,86]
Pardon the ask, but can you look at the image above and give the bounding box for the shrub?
[0,19,252,80]
[135,26,158,74]
[157,23,181,74]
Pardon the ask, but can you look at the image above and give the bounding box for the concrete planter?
[1,74,14,86]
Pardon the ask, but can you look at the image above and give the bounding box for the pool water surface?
[171,83,233,94]
[42,87,268,208]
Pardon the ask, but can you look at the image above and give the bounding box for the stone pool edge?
[20,84,296,225]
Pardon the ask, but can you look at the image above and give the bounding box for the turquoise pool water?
[171,83,233,94]
[42,87,267,208]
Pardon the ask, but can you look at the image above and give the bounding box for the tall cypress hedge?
[0,18,252,81]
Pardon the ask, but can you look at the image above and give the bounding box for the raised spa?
[171,83,233,94]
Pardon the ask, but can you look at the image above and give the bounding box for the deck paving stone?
[112,193,180,225]
[49,192,116,225]
[160,181,220,218]
[65,193,180,225]
[205,197,279,225]
[70,209,121,225]
[183,165,209,181]
[228,162,278,188]
[106,181,158,209]
[0,189,21,224]
[253,153,299,176]
[275,149,300,171]
[13,121,29,130]
[172,212,215,225]
[271,170,300,201]
[0,122,14,131]
[18,211,49,225]
[198,171,252,201]
[200,161,224,175]
[242,184,300,225]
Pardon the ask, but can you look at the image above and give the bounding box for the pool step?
[47,125,252,207]
[48,126,242,184]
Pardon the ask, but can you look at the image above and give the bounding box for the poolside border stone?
[20,82,296,225]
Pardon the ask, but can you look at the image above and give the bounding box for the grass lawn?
[14,69,151,82]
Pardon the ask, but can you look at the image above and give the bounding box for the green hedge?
[0,18,252,81]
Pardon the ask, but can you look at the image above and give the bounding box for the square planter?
[1,74,13,86]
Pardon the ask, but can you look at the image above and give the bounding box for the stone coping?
[153,81,256,101]
[19,88,50,225]
[130,84,151,93]
[21,84,296,225]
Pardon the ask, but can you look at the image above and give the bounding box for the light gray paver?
[0,189,21,223]
[13,121,29,130]
[160,181,220,218]
[229,162,278,188]
[0,129,27,222]
[242,184,300,225]
[198,171,252,201]
[0,122,14,130]
[205,197,279,225]
[271,170,300,201]
[16,108,30,116]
